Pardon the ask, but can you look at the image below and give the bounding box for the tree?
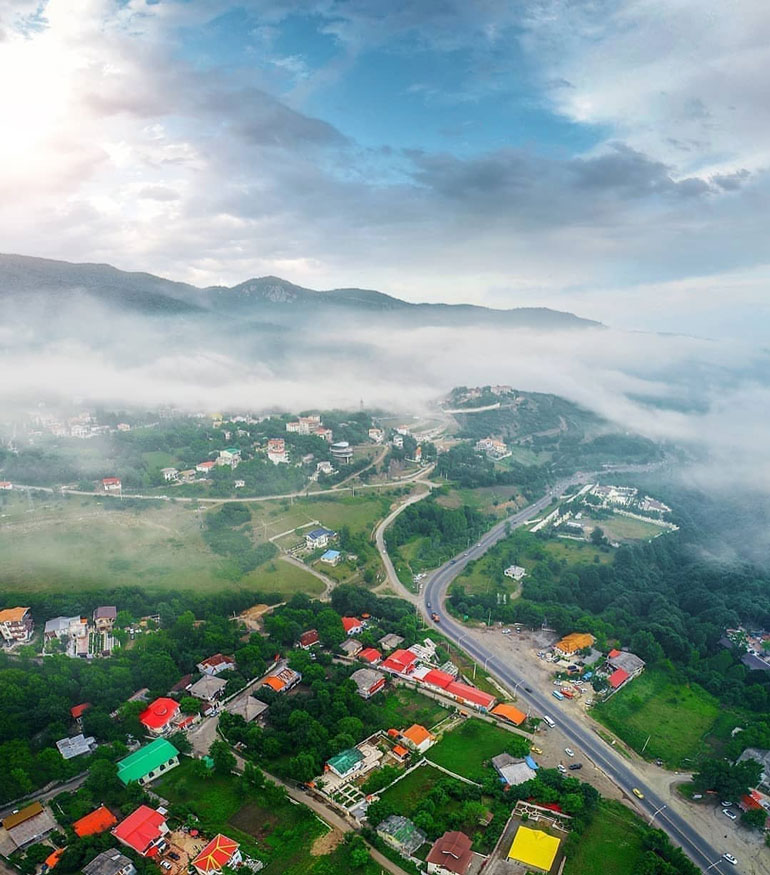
[693,758,762,801]
[590,527,606,546]
[180,697,201,715]
[209,740,236,775]
[741,807,767,830]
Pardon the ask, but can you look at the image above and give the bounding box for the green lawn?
[594,669,721,766]
[563,800,646,875]
[426,718,528,780]
[142,450,179,469]
[589,513,668,543]
[243,559,324,596]
[378,764,446,814]
[373,687,450,731]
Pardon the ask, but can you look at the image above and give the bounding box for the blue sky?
[2,0,770,339]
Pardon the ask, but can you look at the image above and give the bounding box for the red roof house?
[444,680,496,710]
[299,629,320,649]
[359,647,382,664]
[70,703,91,721]
[425,830,473,875]
[73,805,118,837]
[341,617,363,635]
[608,668,630,689]
[380,649,418,675]
[191,834,241,875]
[139,698,180,735]
[112,806,168,857]
[421,669,455,689]
[197,653,236,675]
[608,648,621,658]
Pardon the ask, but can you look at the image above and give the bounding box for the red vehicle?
[431,612,440,623]
[561,689,575,699]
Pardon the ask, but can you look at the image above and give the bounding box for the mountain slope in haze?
[0,253,601,329]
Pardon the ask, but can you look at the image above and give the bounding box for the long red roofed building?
[444,681,496,711]
[380,649,418,676]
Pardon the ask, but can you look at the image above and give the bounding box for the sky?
[2,0,770,339]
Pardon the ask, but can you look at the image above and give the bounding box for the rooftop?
[425,830,473,875]
[117,738,179,785]
[112,805,166,855]
[491,703,526,725]
[508,825,560,871]
[377,815,426,855]
[139,697,179,730]
[191,833,240,873]
[327,747,364,774]
[402,724,433,747]
[73,805,118,837]
[0,606,29,623]
[83,850,134,875]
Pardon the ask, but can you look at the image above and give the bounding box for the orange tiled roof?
[402,724,433,746]
[73,805,118,837]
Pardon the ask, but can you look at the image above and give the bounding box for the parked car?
[721,800,733,808]
[632,788,644,799]
[569,763,582,770]
[564,747,575,757]
[160,863,172,871]
[722,853,737,865]
[501,629,511,635]
[531,746,543,754]
[557,764,567,773]
[167,853,180,861]
[723,809,737,820]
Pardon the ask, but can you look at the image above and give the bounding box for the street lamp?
[649,803,667,826]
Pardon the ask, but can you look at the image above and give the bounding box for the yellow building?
[508,826,560,873]
[554,632,595,656]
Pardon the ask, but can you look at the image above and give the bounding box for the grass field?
[590,513,669,543]
[375,687,450,730]
[156,759,385,875]
[0,493,321,594]
[426,718,528,780]
[594,669,721,766]
[563,800,646,875]
[378,763,446,814]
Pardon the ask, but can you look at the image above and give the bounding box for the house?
[326,748,365,779]
[170,674,193,694]
[341,616,363,635]
[379,633,405,651]
[102,478,122,492]
[262,666,302,693]
[218,448,241,467]
[189,675,228,702]
[426,830,473,875]
[179,469,197,482]
[314,427,333,442]
[56,733,97,759]
[227,696,269,724]
[0,481,12,490]
[93,606,117,631]
[504,565,527,581]
[368,428,384,443]
[44,615,82,641]
[320,549,341,565]
[444,680,496,711]
[391,434,404,449]
[0,606,34,643]
[340,638,363,657]
[350,667,386,699]
[392,744,410,761]
[73,805,118,838]
[507,826,560,873]
[191,834,242,875]
[553,632,595,657]
[607,649,645,678]
[83,851,136,875]
[359,647,382,665]
[160,468,178,482]
[112,806,169,857]
[401,724,435,753]
[330,441,353,464]
[608,668,630,689]
[381,649,418,676]
[267,438,289,464]
[196,460,216,473]
[299,629,320,649]
[117,738,180,786]
[1,803,58,850]
[305,527,335,550]
[316,461,334,476]
[71,702,91,724]
[197,653,236,675]
[234,479,245,488]
[139,697,180,735]
[491,753,537,786]
[491,703,527,726]
[377,815,426,856]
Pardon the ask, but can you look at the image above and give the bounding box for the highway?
[416,479,739,875]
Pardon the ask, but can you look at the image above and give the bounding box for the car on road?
[569,763,582,770]
[449,559,457,565]
[525,686,533,692]
[723,808,737,820]
[431,612,440,623]
[722,853,737,865]
[557,764,567,773]
[426,601,431,609]
[564,748,574,757]
[632,788,644,799]
[531,746,543,754]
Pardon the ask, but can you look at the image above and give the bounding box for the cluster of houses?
[44,606,118,658]
[721,626,770,672]
[0,794,253,875]
[474,437,511,461]
[285,414,333,442]
[587,484,671,516]
[544,632,646,699]
[160,448,244,485]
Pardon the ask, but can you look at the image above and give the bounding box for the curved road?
[412,479,736,874]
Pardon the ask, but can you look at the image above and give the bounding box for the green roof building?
[326,748,364,778]
[117,738,180,786]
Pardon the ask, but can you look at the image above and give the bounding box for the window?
[159,763,166,770]
[148,770,155,777]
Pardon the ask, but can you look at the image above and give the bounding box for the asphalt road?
[419,477,738,875]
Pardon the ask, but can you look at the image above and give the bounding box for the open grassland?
[594,669,721,767]
[378,763,446,814]
[0,493,321,594]
[426,718,527,780]
[563,800,645,875]
[436,485,524,518]
[537,537,612,564]
[589,513,669,543]
[375,687,450,730]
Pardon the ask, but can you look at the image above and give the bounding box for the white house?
[160,468,178,482]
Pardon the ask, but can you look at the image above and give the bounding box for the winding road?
[379,472,742,874]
